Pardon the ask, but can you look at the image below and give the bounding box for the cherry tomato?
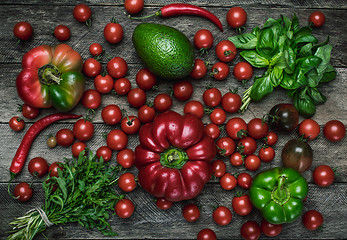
[226,117,247,140]
[114,77,131,95]
[244,154,261,171]
[302,210,324,230]
[13,21,33,41]
[101,104,122,125]
[82,89,101,109]
[263,131,278,146]
[184,101,204,119]
[55,128,74,147]
[221,91,241,113]
[232,194,253,216]
[54,25,71,41]
[298,119,320,140]
[211,160,226,178]
[215,40,237,63]
[136,68,157,91]
[21,103,40,119]
[107,57,127,78]
[47,136,57,148]
[117,148,135,168]
[240,221,261,240]
[96,146,113,162]
[233,62,253,81]
[115,199,135,219]
[209,108,226,125]
[237,172,252,189]
[156,198,173,210]
[71,141,87,158]
[193,29,214,51]
[83,58,102,78]
[190,59,207,79]
[197,229,217,240]
[173,80,193,101]
[94,74,114,94]
[138,104,156,123]
[204,123,220,139]
[127,88,146,108]
[73,119,94,141]
[28,157,48,178]
[259,146,275,162]
[227,7,247,28]
[73,4,92,23]
[48,162,63,177]
[154,93,172,112]
[118,172,137,192]
[269,103,299,132]
[323,119,346,142]
[9,117,24,132]
[89,43,103,56]
[104,22,123,44]
[229,152,244,167]
[182,203,200,222]
[247,118,269,139]
[107,129,128,151]
[203,88,222,107]
[213,206,232,226]
[124,0,144,14]
[211,62,229,80]
[121,116,141,135]
[309,11,325,27]
[220,172,237,190]
[13,182,33,202]
[261,220,282,237]
[216,137,235,156]
[313,165,335,187]
[281,139,313,173]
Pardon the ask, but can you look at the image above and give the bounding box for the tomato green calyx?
[38,64,62,85]
[160,147,188,169]
[271,176,290,205]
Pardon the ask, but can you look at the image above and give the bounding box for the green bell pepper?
[250,167,308,224]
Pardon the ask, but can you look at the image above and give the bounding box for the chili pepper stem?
[128,12,159,20]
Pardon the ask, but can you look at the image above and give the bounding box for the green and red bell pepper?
[135,111,216,202]
[16,44,85,112]
[250,167,308,224]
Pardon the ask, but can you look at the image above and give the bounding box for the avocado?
[132,23,195,80]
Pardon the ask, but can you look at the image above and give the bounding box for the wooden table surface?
[0,0,346,239]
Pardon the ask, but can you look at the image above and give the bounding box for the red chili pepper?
[10,113,81,176]
[130,3,223,32]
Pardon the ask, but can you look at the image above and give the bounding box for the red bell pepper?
[135,111,216,202]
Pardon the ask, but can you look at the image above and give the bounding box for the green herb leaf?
[308,87,327,105]
[240,50,270,68]
[256,28,278,59]
[293,89,316,118]
[250,72,274,101]
[228,33,257,49]
[270,67,284,87]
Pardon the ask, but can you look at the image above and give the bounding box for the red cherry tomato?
[94,74,114,94]
[261,220,282,237]
[211,62,229,80]
[197,228,217,240]
[221,91,241,113]
[28,157,48,178]
[244,154,261,171]
[220,172,237,190]
[73,119,94,141]
[212,206,232,226]
[298,119,320,140]
[323,119,346,142]
[229,152,244,167]
[209,108,226,125]
[127,88,146,108]
[232,194,253,216]
[121,116,141,135]
[313,165,335,187]
[73,4,92,23]
[156,198,173,210]
[259,146,275,162]
[302,210,324,230]
[115,199,135,218]
[193,29,213,51]
[83,58,102,78]
[182,203,200,222]
[117,148,135,168]
[238,137,257,155]
[48,162,64,177]
[138,104,156,123]
[107,57,127,78]
[204,123,220,139]
[203,88,222,107]
[240,221,261,240]
[9,117,24,132]
[96,146,113,162]
[13,22,33,41]
[226,117,247,140]
[101,104,122,125]
[13,182,33,202]
[71,141,87,158]
[154,93,172,112]
[173,80,193,101]
[104,22,123,44]
[124,0,144,14]
[233,62,253,81]
[21,103,40,119]
[227,7,247,28]
[55,128,74,147]
[216,137,235,156]
[89,43,103,56]
[54,25,71,41]
[118,172,137,192]
[211,159,226,178]
[247,118,269,139]
[309,11,325,27]
[237,172,252,189]
[114,77,131,95]
[136,68,157,91]
[184,101,204,119]
[81,89,101,109]
[215,40,237,62]
[107,129,128,151]
[190,59,207,79]
[263,131,278,146]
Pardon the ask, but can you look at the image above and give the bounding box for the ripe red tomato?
[233,62,253,81]
[220,172,237,190]
[73,119,94,141]
[261,220,282,237]
[313,165,335,187]
[71,141,87,158]
[226,7,247,28]
[21,103,40,119]
[127,88,146,108]
[238,137,257,155]
[244,154,261,171]
[173,80,193,101]
[154,93,172,112]
[215,40,237,62]
[9,117,24,132]
[203,88,222,107]
[247,118,269,139]
[114,77,131,95]
[55,128,74,147]
[137,104,156,123]
[104,22,123,44]
[13,182,33,202]
[136,68,157,91]
[302,210,324,230]
[13,22,33,41]
[211,159,226,178]
[156,198,173,210]
[259,146,275,162]
[197,229,217,240]
[107,57,128,78]
[115,199,135,218]
[237,172,252,189]
[81,89,101,109]
[117,148,135,168]
[209,108,226,124]
[96,146,113,162]
[124,0,144,14]
[211,62,229,80]
[94,74,114,94]
[54,25,71,41]
[107,129,128,151]
[193,29,214,51]
[204,123,220,139]
[213,206,232,226]
[226,117,247,140]
[28,157,48,178]
[121,116,141,135]
[73,4,92,23]
[83,58,102,78]
[240,221,261,240]
[232,194,253,216]
[190,59,207,79]
[182,203,200,222]
[298,119,320,140]
[48,162,63,177]
[323,119,346,142]
[216,137,235,156]
[229,152,244,167]
[263,131,278,146]
[89,43,103,56]
[101,104,122,125]
[309,11,325,27]
[184,101,204,119]
[118,172,137,192]
[221,91,241,113]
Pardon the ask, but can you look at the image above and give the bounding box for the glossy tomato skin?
[13,182,33,202]
[184,101,204,119]
[213,206,232,226]
[230,152,244,167]
[114,78,131,95]
[13,22,33,41]
[121,116,141,134]
[211,62,229,80]
[261,220,282,237]
[211,159,226,178]
[73,4,92,22]
[269,103,299,132]
[226,117,247,140]
[107,57,127,78]
[221,92,241,113]
[203,88,222,107]
[47,136,57,149]
[136,68,157,91]
[247,118,269,139]
[264,131,278,146]
[302,210,324,230]
[240,221,261,240]
[232,194,253,216]
[237,172,252,189]
[173,80,193,101]
[197,228,217,240]
[227,7,247,28]
[55,128,74,147]
[54,25,71,41]
[233,62,253,81]
[193,29,214,50]
[96,146,113,162]
[71,141,87,158]
[118,172,137,192]
[323,120,346,142]
[215,40,237,62]
[117,148,135,168]
[313,165,335,187]
[204,123,220,139]
[115,199,135,218]
[101,104,122,125]
[89,43,103,56]
[73,119,94,141]
[21,103,40,119]
[9,117,24,132]
[48,162,63,177]
[238,137,257,155]
[28,157,48,177]
[127,88,146,108]
[107,129,128,151]
[104,22,123,44]
[94,74,114,94]
[209,108,226,125]
[259,146,275,162]
[137,105,156,123]
[220,172,237,190]
[182,203,200,222]
[216,137,235,156]
[298,119,320,140]
[124,0,144,14]
[154,93,172,112]
[281,139,313,173]
[309,11,325,27]
[244,154,261,171]
[156,198,173,210]
[83,58,102,77]
[190,59,207,79]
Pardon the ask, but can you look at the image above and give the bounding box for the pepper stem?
[38,64,62,85]
[160,147,189,169]
[127,11,159,20]
[271,176,290,205]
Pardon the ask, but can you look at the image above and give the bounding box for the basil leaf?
[283,45,296,74]
[299,43,313,57]
[291,13,299,33]
[307,68,320,87]
[297,55,322,74]
[320,66,337,83]
[281,72,296,89]
[256,28,278,59]
[250,73,274,101]
[228,33,257,49]
[314,44,333,76]
[312,36,330,53]
[296,69,308,86]
[294,35,318,47]
[308,87,327,105]
[270,67,283,87]
[293,26,312,42]
[240,50,270,68]
[252,26,260,36]
[282,15,292,33]
[293,89,316,118]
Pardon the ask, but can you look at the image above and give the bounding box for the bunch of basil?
[229,14,336,118]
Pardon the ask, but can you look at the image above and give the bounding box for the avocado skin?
[132,23,195,80]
